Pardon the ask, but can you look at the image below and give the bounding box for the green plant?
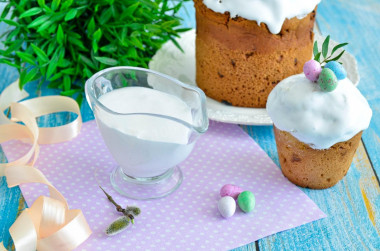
[0,0,190,105]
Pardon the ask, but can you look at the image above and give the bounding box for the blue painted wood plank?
[0,64,23,250]
[317,0,380,184]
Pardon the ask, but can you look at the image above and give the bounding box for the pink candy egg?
[220,184,243,200]
[303,59,322,82]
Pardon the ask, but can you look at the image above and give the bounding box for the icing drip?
[203,0,320,34]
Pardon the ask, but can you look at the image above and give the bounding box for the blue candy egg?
[324,61,347,80]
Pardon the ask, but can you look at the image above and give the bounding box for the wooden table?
[1,0,379,250]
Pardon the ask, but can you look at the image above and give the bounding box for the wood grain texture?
[1,0,380,250]
[317,0,380,179]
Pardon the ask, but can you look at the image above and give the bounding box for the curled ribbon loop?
[0,80,91,250]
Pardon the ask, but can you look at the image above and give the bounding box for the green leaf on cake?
[313,35,348,65]
[322,35,330,58]
[313,41,319,58]
[314,52,321,62]
[325,50,346,63]
[331,43,349,55]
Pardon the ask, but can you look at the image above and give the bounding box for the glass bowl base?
[109,166,183,200]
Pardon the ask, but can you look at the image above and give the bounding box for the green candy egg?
[318,68,338,92]
[237,191,255,213]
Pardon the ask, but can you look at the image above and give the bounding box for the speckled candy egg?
[325,61,347,80]
[318,68,338,92]
[218,196,236,218]
[237,191,255,213]
[220,184,243,200]
[303,60,322,82]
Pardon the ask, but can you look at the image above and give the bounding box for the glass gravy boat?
[85,66,208,200]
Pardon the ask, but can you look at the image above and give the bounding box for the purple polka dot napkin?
[3,120,326,250]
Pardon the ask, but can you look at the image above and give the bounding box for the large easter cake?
[194,0,320,108]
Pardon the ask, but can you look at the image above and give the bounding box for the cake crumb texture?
[274,126,362,189]
[194,0,316,107]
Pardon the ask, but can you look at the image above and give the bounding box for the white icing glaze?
[202,0,320,34]
[266,74,372,150]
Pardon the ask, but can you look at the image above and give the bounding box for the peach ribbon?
[0,80,92,250]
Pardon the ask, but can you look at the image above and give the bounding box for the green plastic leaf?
[1,19,19,26]
[58,58,71,68]
[64,8,77,21]
[126,47,137,58]
[99,8,112,25]
[37,0,45,7]
[31,44,49,63]
[129,37,144,50]
[46,55,58,80]
[331,43,348,56]
[79,54,96,69]
[63,75,71,91]
[68,36,87,51]
[87,17,95,35]
[121,2,139,18]
[61,0,73,10]
[61,68,76,75]
[1,4,12,19]
[313,41,318,57]
[24,67,39,84]
[169,36,184,53]
[75,93,83,107]
[52,0,61,11]
[27,15,50,28]
[47,42,56,56]
[16,52,36,65]
[94,57,118,66]
[0,58,21,69]
[61,89,78,96]
[47,23,57,34]
[92,40,98,53]
[100,44,117,53]
[57,24,64,44]
[19,69,28,88]
[93,28,102,42]
[19,7,42,19]
[322,35,330,58]
[37,20,54,33]
[83,67,93,78]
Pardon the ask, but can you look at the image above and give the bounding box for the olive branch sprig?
[313,35,348,65]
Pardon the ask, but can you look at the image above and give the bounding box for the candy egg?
[303,59,322,82]
[218,196,236,218]
[324,61,347,80]
[220,184,243,199]
[318,68,338,92]
[237,191,255,213]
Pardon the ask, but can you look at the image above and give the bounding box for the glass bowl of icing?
[85,66,208,200]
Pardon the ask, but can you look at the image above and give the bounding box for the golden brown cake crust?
[194,0,316,107]
[273,126,362,189]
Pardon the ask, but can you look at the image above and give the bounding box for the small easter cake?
[266,37,372,189]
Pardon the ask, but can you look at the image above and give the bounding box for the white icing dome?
[202,0,321,34]
[266,74,372,150]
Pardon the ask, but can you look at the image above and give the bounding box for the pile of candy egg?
[217,184,255,218]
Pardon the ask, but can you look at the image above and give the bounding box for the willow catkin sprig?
[99,186,141,236]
